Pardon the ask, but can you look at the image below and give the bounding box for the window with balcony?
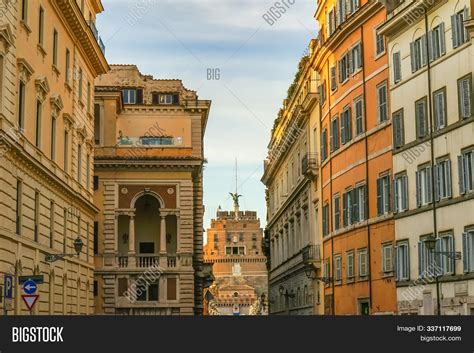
[452,7,470,48]
[459,149,474,194]
[396,242,410,281]
[416,165,432,207]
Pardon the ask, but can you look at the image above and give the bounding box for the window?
[392,109,404,148]
[396,242,410,281]
[93,281,98,297]
[18,81,26,130]
[358,249,368,277]
[38,7,44,45]
[452,7,470,48]
[330,116,340,152]
[93,176,99,191]
[94,104,102,145]
[35,100,42,148]
[410,35,427,73]
[334,255,342,282]
[347,251,355,279]
[463,229,474,273]
[354,97,364,135]
[342,189,353,227]
[321,128,328,161]
[87,82,91,113]
[394,173,408,213]
[117,278,128,297]
[351,43,362,72]
[239,233,244,242]
[78,69,83,102]
[327,7,336,37]
[16,180,22,235]
[49,201,55,248]
[34,191,40,242]
[123,89,137,104]
[53,29,58,66]
[339,52,350,83]
[428,23,445,62]
[375,29,385,56]
[319,81,326,106]
[51,116,56,161]
[64,130,69,171]
[377,83,388,123]
[65,49,71,84]
[333,194,340,231]
[416,165,433,207]
[382,243,393,273]
[225,246,245,255]
[341,107,352,145]
[459,150,474,194]
[418,238,437,278]
[330,65,337,91]
[137,282,159,302]
[415,97,428,139]
[322,203,329,236]
[336,0,346,25]
[458,75,472,119]
[433,88,446,130]
[438,234,455,275]
[21,0,28,22]
[377,174,391,215]
[77,144,82,182]
[435,158,452,200]
[348,0,359,14]
[93,222,98,255]
[393,51,402,83]
[86,154,91,190]
[353,184,366,222]
[323,258,330,282]
[152,93,177,105]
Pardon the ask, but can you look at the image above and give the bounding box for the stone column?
[128,215,136,267]
[160,214,167,254]
[176,213,181,253]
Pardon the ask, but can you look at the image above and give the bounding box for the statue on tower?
[229,192,242,208]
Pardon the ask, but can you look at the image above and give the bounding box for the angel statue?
[229,192,242,208]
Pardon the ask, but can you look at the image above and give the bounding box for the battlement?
[214,211,258,221]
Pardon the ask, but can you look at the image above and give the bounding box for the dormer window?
[122,89,143,105]
[152,93,179,105]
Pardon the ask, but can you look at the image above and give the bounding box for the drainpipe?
[424,10,441,316]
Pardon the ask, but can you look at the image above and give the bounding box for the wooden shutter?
[421,34,428,67]
[427,167,433,203]
[416,171,421,207]
[446,159,452,198]
[118,278,128,297]
[439,22,446,55]
[418,241,424,277]
[410,42,416,72]
[463,232,470,273]
[452,14,460,48]
[136,89,143,104]
[394,178,400,213]
[458,155,466,195]
[377,178,383,215]
[464,6,470,41]
[173,94,180,105]
[167,277,177,300]
[393,52,401,83]
[428,30,434,63]
[461,78,471,118]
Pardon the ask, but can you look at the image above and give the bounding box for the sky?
[97,0,319,235]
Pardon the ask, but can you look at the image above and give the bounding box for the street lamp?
[304,264,332,284]
[45,237,84,262]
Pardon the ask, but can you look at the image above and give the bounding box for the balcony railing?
[302,153,319,180]
[302,244,321,263]
[117,136,183,147]
[88,20,106,54]
[115,254,180,269]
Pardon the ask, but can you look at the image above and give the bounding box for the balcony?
[302,244,321,268]
[88,20,106,54]
[112,254,184,270]
[117,136,183,147]
[301,153,319,180]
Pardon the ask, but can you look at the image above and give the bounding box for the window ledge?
[78,99,85,108]
[374,51,386,61]
[20,20,32,34]
[65,81,72,92]
[52,64,60,76]
[37,43,47,58]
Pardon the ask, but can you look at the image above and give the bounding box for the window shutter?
[394,245,399,281]
[394,178,399,213]
[439,22,446,56]
[330,123,334,152]
[434,164,441,202]
[427,167,433,203]
[402,176,408,211]
[452,14,460,48]
[342,194,348,227]
[418,241,424,277]
[463,232,470,273]
[446,159,452,198]
[416,171,421,207]
[461,79,471,118]
[421,34,428,67]
[393,52,401,83]
[428,30,434,63]
[410,42,416,72]
[458,155,466,195]
[341,114,346,144]
[464,6,470,41]
[336,4,341,27]
[385,177,391,213]
[173,94,180,105]
[377,178,382,215]
[136,89,143,104]
[347,108,352,140]
[352,189,358,223]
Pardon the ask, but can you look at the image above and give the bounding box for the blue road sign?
[23,280,37,295]
[4,274,13,299]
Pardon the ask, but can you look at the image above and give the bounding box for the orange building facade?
[313,0,396,315]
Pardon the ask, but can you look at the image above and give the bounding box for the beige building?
[93,65,211,315]
[379,0,474,315]
[203,203,268,315]
[262,52,322,315]
[0,0,108,314]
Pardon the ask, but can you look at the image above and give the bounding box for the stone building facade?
[93,65,211,315]
[203,207,268,315]
[0,0,108,315]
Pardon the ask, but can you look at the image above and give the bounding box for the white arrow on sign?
[24,284,35,291]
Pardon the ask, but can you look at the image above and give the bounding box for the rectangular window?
[375,30,385,56]
[342,189,353,227]
[393,51,402,83]
[438,234,455,275]
[459,150,474,194]
[394,173,409,213]
[354,97,364,135]
[93,221,98,255]
[392,109,405,148]
[351,43,362,72]
[382,243,393,273]
[347,251,355,279]
[117,278,128,297]
[322,203,329,236]
[416,165,433,207]
[333,194,340,231]
[334,255,342,282]
[51,117,56,161]
[341,107,352,145]
[35,100,42,148]
[353,184,366,222]
[77,144,82,182]
[123,89,137,104]
[167,278,177,301]
[396,242,410,281]
[86,154,91,190]
[49,201,55,248]
[64,130,69,171]
[320,128,328,161]
[65,49,71,83]
[463,229,474,273]
[358,249,368,277]
[21,0,28,21]
[435,158,452,200]
[377,82,388,123]
[93,176,99,191]
[78,68,83,102]
[458,75,472,119]
[319,82,326,106]
[338,52,350,83]
[87,82,91,113]
[53,29,58,66]
[410,35,427,73]
[34,191,40,242]
[377,174,391,215]
[330,116,340,152]
[330,65,337,91]
[428,23,445,62]
[415,97,428,139]
[418,238,435,278]
[433,88,446,130]
[16,180,22,235]
[38,7,44,45]
[18,81,26,130]
[452,7,470,48]
[94,104,101,145]
[323,258,330,282]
